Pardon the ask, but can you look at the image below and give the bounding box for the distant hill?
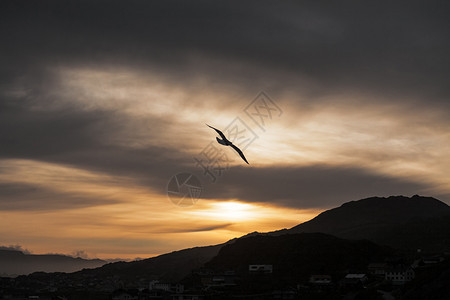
[205,233,393,284]
[0,249,107,276]
[287,195,450,252]
[67,243,224,283]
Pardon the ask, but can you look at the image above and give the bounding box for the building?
[149,280,184,293]
[340,274,367,288]
[197,270,237,287]
[385,267,415,285]
[344,274,367,282]
[112,289,139,300]
[249,264,273,274]
[368,263,388,276]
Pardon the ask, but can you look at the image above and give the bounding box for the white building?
[385,267,415,285]
[344,274,367,282]
[368,263,388,276]
[149,280,184,293]
[249,264,273,274]
[340,274,368,288]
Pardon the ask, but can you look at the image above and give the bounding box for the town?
[1,252,448,300]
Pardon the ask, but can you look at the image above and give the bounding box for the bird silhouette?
[206,124,249,164]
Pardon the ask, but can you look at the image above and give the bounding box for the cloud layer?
[1,0,449,258]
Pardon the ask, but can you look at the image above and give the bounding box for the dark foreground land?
[2,195,450,300]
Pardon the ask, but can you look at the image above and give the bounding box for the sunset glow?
[1,1,449,261]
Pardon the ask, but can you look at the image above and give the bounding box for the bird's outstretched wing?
[230,144,249,164]
[206,124,228,142]
[206,123,249,164]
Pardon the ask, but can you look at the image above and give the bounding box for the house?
[340,274,367,288]
[309,275,332,286]
[249,264,273,274]
[344,274,367,282]
[385,267,415,285]
[368,263,388,276]
[112,289,139,300]
[149,280,184,293]
[150,281,170,291]
[198,270,237,287]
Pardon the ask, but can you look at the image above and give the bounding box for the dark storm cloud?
[0,182,119,210]
[0,88,190,191]
[201,165,431,209]
[1,0,449,104]
[0,96,109,157]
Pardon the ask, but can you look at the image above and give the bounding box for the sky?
[1,0,449,259]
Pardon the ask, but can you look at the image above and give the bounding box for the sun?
[189,200,255,222]
[211,201,254,221]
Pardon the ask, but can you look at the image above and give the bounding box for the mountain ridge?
[0,249,107,276]
[285,195,450,251]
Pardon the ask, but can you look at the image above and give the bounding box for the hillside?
[205,232,393,285]
[64,243,225,283]
[288,195,450,252]
[0,249,106,276]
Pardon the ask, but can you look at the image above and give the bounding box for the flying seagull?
[206,124,249,164]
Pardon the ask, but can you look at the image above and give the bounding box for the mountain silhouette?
[0,249,106,276]
[64,243,225,283]
[205,232,392,285]
[287,195,450,252]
